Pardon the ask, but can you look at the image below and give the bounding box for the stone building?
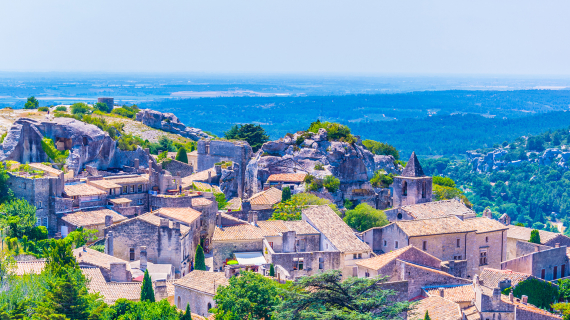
[74,246,133,282]
[104,207,203,276]
[501,245,569,280]
[264,173,307,191]
[302,205,372,277]
[360,216,508,277]
[248,187,282,211]
[87,174,150,212]
[61,208,126,238]
[384,199,476,222]
[63,183,107,210]
[391,152,433,208]
[506,225,570,260]
[173,270,229,318]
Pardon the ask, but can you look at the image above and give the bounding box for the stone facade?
[392,175,433,208]
[212,239,263,271]
[163,159,194,178]
[174,285,216,318]
[501,245,569,280]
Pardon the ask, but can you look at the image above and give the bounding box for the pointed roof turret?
[401,151,425,177]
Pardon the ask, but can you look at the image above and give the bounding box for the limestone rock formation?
[244,129,400,201]
[136,109,211,141]
[0,117,150,173]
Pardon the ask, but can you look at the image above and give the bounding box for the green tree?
[180,304,191,320]
[281,186,291,202]
[24,96,39,109]
[0,198,37,238]
[140,270,155,302]
[362,139,400,160]
[432,176,456,188]
[529,229,541,244]
[513,278,558,309]
[70,103,92,116]
[158,136,176,152]
[224,124,269,152]
[370,171,394,188]
[194,245,206,271]
[175,146,188,163]
[272,193,341,221]
[45,240,79,278]
[93,102,111,113]
[424,310,431,320]
[103,299,178,320]
[343,203,389,232]
[269,264,275,277]
[215,192,228,210]
[34,270,90,320]
[323,175,340,193]
[211,271,282,320]
[274,270,413,320]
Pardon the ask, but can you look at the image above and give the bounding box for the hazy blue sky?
[1,0,569,75]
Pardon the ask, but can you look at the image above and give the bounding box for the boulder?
[136,109,211,141]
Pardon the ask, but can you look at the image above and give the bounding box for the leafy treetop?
[224,124,270,152]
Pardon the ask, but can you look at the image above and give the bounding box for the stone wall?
[163,159,194,178]
[392,176,432,208]
[377,281,409,302]
[267,249,341,279]
[211,240,263,271]
[223,209,273,222]
[516,240,551,258]
[149,194,194,210]
[501,246,569,280]
[55,197,74,213]
[174,286,216,318]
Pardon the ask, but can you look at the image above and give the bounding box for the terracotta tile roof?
[501,295,561,318]
[479,268,534,288]
[64,183,107,197]
[73,247,131,271]
[355,245,441,271]
[226,198,242,211]
[398,260,457,277]
[425,284,475,303]
[303,205,370,253]
[507,225,561,244]
[221,213,247,225]
[461,217,509,234]
[29,163,63,176]
[410,296,462,320]
[283,220,319,235]
[105,175,149,185]
[191,197,213,207]
[62,209,127,227]
[173,270,229,295]
[109,212,191,236]
[155,207,202,226]
[82,267,142,304]
[108,197,132,204]
[88,179,121,189]
[248,187,282,209]
[401,199,476,220]
[213,223,274,241]
[395,216,475,237]
[462,306,481,320]
[14,260,46,276]
[266,173,307,183]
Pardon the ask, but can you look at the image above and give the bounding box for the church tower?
[392,152,432,208]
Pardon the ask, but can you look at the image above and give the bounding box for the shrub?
[38,107,49,112]
[433,176,456,188]
[70,103,92,116]
[112,105,139,119]
[0,132,7,144]
[323,175,340,193]
[41,138,69,164]
[90,244,105,253]
[55,106,67,112]
[308,120,356,143]
[314,162,324,170]
[117,134,144,151]
[513,277,558,309]
[282,186,291,202]
[344,199,354,209]
[343,203,389,232]
[176,146,188,163]
[94,102,112,113]
[226,260,238,265]
[296,135,305,146]
[362,140,400,160]
[529,229,541,244]
[370,171,394,188]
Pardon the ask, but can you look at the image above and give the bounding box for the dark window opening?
[421,181,426,199]
[83,136,88,146]
[395,241,399,249]
[402,181,407,197]
[397,213,403,219]
[423,241,427,251]
[562,264,566,278]
[129,248,135,261]
[456,239,460,248]
[319,257,324,269]
[541,269,546,279]
[554,266,558,280]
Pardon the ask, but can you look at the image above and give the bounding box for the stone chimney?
[134,159,139,170]
[216,212,222,227]
[110,262,128,282]
[105,231,114,256]
[522,295,528,304]
[140,246,148,272]
[105,215,113,227]
[535,246,541,252]
[509,292,514,302]
[207,170,212,184]
[154,279,168,301]
[252,212,258,226]
[555,243,560,248]
[160,218,170,227]
[438,288,445,297]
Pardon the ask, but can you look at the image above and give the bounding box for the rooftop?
[182,168,217,186]
[355,245,441,271]
[266,173,307,183]
[479,268,534,288]
[191,197,213,207]
[249,187,282,208]
[73,247,131,271]
[104,175,150,185]
[174,270,229,295]
[154,207,202,226]
[64,183,107,197]
[29,163,63,176]
[14,260,46,276]
[88,179,121,189]
[226,198,242,211]
[461,217,509,234]
[424,284,475,303]
[395,216,475,237]
[109,212,191,236]
[82,267,142,304]
[410,295,462,320]
[400,199,476,220]
[400,152,425,178]
[108,197,132,204]
[62,209,127,227]
[213,219,318,241]
[303,205,370,253]
[507,225,563,244]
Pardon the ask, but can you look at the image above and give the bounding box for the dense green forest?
[142,90,570,157]
[422,126,570,234]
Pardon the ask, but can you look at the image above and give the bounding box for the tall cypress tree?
[180,304,191,320]
[35,271,90,320]
[195,245,206,271]
[140,270,155,302]
[424,311,431,320]
[281,187,291,202]
[176,147,189,164]
[269,263,275,277]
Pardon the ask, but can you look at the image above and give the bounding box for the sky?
[0,0,569,75]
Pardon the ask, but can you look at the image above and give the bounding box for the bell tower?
[392,152,432,208]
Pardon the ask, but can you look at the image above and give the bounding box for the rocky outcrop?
[468,147,570,172]
[244,129,399,199]
[136,109,211,141]
[0,118,150,174]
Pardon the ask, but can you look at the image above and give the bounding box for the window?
[138,184,143,192]
[129,248,135,261]
[269,242,274,249]
[297,239,306,252]
[38,201,42,208]
[319,257,324,269]
[486,236,489,243]
[365,271,370,278]
[383,240,387,246]
[207,303,212,312]
[177,297,181,309]
[397,213,403,219]
[353,254,357,259]
[453,255,462,260]
[423,241,427,251]
[456,239,460,248]
[541,269,546,279]
[421,182,426,198]
[554,266,558,280]
[402,181,407,196]
[122,186,128,194]
[43,217,48,227]
[358,253,362,259]
[138,199,143,205]
[21,183,26,189]
[395,241,399,249]
[36,218,41,226]
[562,265,566,278]
[479,250,487,266]
[130,185,135,193]
[293,258,304,270]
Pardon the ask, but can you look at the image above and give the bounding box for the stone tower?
[392,152,432,208]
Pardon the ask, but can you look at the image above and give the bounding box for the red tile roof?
[266,173,307,183]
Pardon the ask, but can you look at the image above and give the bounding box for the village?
[0,100,566,320]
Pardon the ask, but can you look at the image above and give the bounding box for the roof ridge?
[401,151,425,177]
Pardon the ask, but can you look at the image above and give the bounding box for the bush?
[176,147,188,163]
[308,120,356,143]
[38,107,49,112]
[272,192,340,221]
[226,260,238,265]
[296,136,305,146]
[55,106,67,112]
[370,171,394,188]
[112,105,139,119]
[344,199,354,209]
[70,103,92,116]
[433,176,456,188]
[117,134,144,151]
[93,102,112,113]
[282,187,291,202]
[362,140,400,160]
[513,277,558,309]
[529,229,541,244]
[323,175,340,193]
[314,162,325,170]
[343,203,389,232]
[0,132,7,144]
[41,138,69,164]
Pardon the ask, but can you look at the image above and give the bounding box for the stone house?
[73,246,133,282]
[173,270,229,318]
[87,174,150,211]
[384,199,476,222]
[302,205,372,277]
[104,207,202,276]
[501,245,569,280]
[506,225,570,260]
[263,173,307,191]
[361,216,508,277]
[355,245,442,278]
[478,268,535,289]
[63,183,107,210]
[60,208,127,238]
[391,152,433,208]
[248,187,282,211]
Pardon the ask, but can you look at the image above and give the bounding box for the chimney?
[522,295,528,304]
[160,218,170,227]
[556,243,561,248]
[134,159,140,170]
[110,262,128,282]
[509,292,514,302]
[207,170,212,184]
[105,215,113,227]
[252,212,258,226]
[154,279,168,301]
[140,246,147,272]
[105,231,114,256]
[216,212,222,227]
[438,288,445,297]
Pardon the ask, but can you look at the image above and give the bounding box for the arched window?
[207,302,212,312]
[177,296,181,309]
[402,181,408,196]
[421,181,426,199]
